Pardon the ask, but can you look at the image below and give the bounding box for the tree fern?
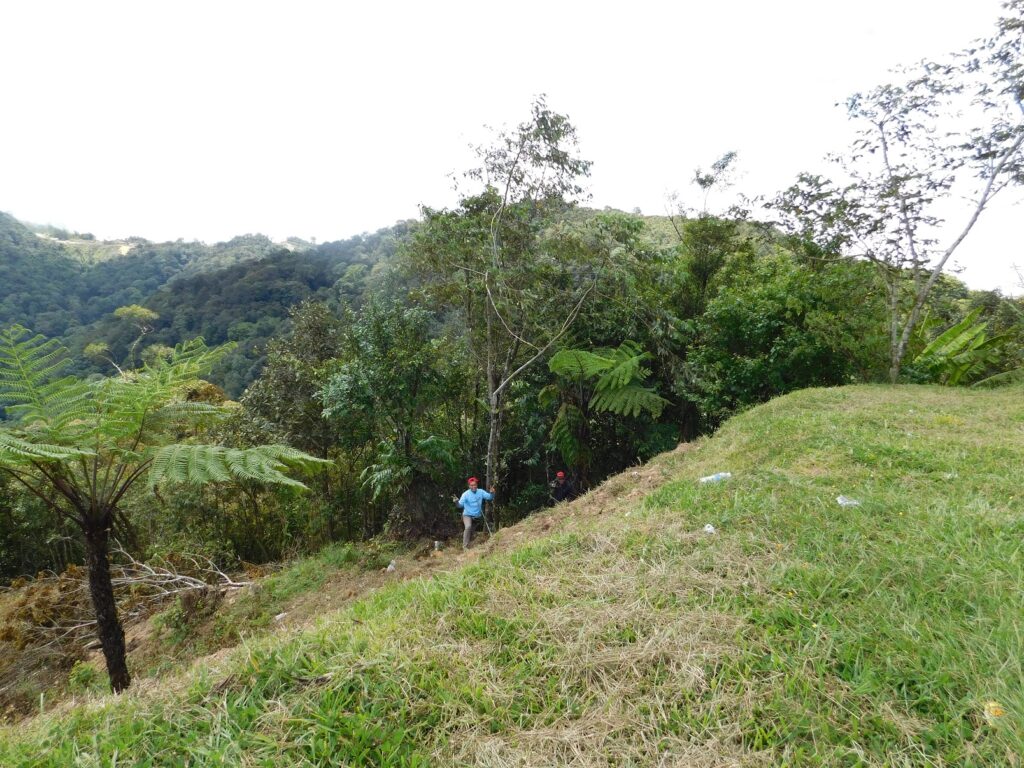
[148,444,330,490]
[545,341,668,470]
[0,327,328,693]
[549,341,667,417]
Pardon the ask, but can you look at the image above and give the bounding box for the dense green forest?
[0,211,409,396]
[3,196,1021,579]
[0,212,288,337]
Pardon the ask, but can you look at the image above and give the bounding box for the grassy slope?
[2,385,1021,767]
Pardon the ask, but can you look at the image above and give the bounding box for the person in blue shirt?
[453,476,495,549]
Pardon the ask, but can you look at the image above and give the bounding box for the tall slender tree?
[408,97,596,520]
[773,1,1024,381]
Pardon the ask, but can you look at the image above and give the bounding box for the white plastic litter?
[386,560,397,572]
[274,612,288,622]
[699,472,732,484]
[433,540,443,551]
[836,495,861,508]
[703,524,717,535]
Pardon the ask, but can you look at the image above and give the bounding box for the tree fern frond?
[590,384,668,418]
[0,432,94,467]
[145,339,234,389]
[360,462,412,500]
[152,402,224,419]
[550,403,586,466]
[0,327,86,424]
[537,383,561,409]
[148,443,329,490]
[595,343,650,392]
[549,349,614,379]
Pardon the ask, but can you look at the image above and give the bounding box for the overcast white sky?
[1,0,1020,293]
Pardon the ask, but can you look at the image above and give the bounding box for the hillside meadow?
[1,383,1020,766]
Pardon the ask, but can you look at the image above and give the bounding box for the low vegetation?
[1,384,1019,766]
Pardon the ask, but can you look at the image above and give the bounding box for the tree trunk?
[83,520,131,693]
[319,473,334,542]
[887,276,902,384]
[484,296,501,528]
[485,396,502,528]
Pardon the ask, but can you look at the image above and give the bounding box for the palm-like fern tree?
[544,341,668,485]
[0,327,329,692]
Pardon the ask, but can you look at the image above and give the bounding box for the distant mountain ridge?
[0,211,412,395]
[0,212,306,337]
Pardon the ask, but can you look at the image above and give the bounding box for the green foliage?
[0,213,284,342]
[407,98,599,502]
[0,473,80,579]
[319,299,465,535]
[913,307,1014,385]
[684,253,886,427]
[548,402,586,468]
[112,305,158,324]
[148,444,330,490]
[66,661,104,695]
[543,341,668,483]
[550,341,668,419]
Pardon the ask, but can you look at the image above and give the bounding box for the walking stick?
[479,507,494,536]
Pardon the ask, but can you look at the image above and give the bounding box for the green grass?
[2,384,1021,766]
[148,539,404,656]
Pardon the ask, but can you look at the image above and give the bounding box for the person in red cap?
[452,476,495,549]
[551,470,577,503]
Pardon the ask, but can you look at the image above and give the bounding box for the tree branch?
[492,283,594,401]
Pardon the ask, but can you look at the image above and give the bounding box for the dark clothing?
[552,478,577,503]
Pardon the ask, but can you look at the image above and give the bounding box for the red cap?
[467,476,478,484]
[556,471,565,478]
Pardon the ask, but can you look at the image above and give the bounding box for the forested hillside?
[0,212,410,395]
[0,212,291,339]
[0,213,85,338]
[1,6,1023,757]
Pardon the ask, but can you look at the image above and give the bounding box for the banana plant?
[912,307,1011,385]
